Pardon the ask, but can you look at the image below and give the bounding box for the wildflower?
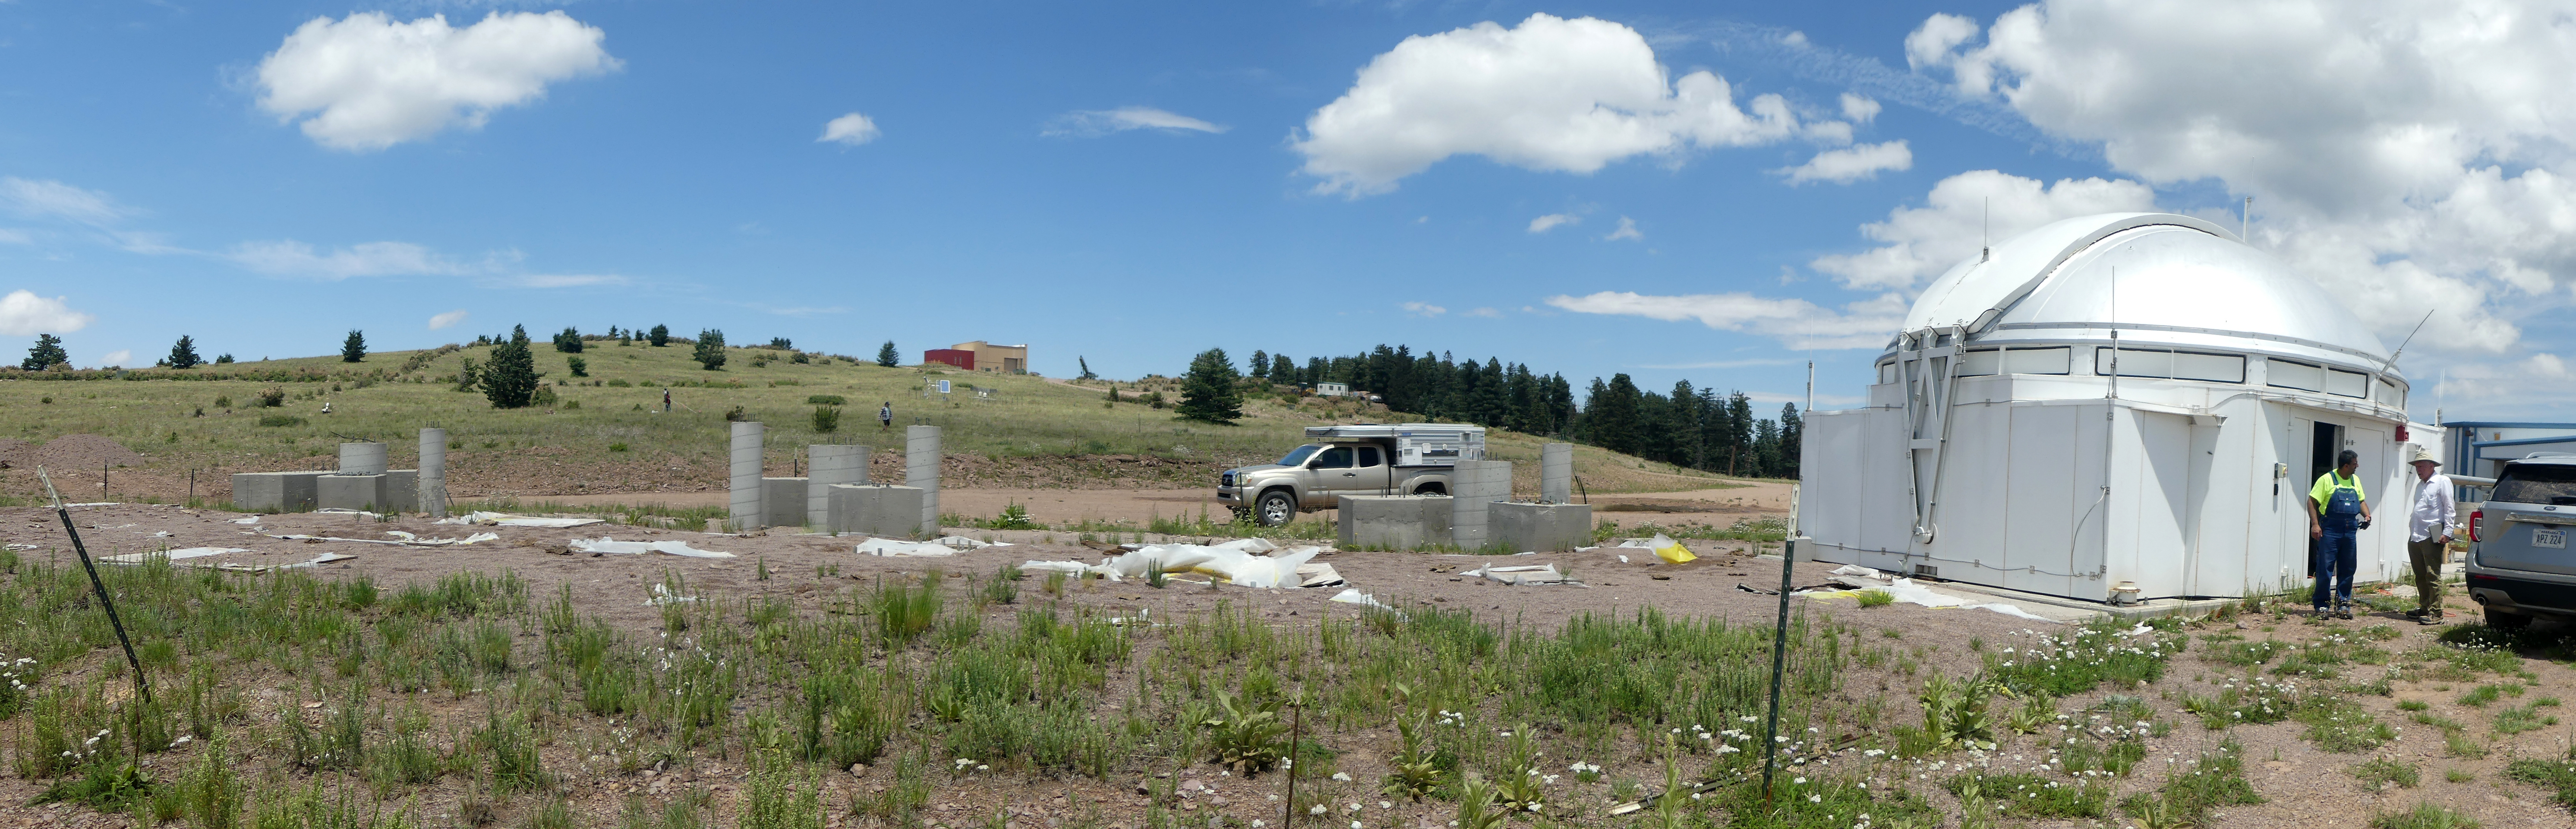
[1331,772,1353,782]
[1310,805,1327,815]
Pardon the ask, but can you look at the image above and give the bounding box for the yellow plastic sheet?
[1650,533,1696,564]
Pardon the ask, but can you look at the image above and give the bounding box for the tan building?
[952,341,1029,374]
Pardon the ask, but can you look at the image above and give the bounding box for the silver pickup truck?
[2466,453,2576,628]
[1217,424,1485,526]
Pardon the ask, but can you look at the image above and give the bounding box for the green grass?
[2371,802,2482,829]
[1946,773,2109,818]
[2297,695,2398,752]
[2119,738,2262,826]
[2352,757,2420,791]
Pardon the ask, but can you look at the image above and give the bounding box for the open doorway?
[2309,421,2344,487]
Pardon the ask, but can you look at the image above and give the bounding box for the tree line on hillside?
[1175,345,1804,479]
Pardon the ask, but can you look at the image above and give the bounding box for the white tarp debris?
[1296,562,1346,588]
[1329,589,1396,611]
[230,516,262,525]
[857,536,1012,557]
[647,582,697,605]
[1464,563,1569,585]
[64,502,118,508]
[1813,573,2062,623]
[569,537,738,559]
[4,544,38,551]
[213,552,356,573]
[316,509,384,519]
[434,511,606,528]
[1019,560,1095,575]
[1102,543,1320,589]
[103,547,249,564]
[267,532,500,547]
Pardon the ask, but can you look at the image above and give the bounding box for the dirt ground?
[3,502,2571,828]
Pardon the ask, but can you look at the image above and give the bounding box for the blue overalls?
[2313,476,2362,610]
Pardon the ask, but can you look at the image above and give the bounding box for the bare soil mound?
[0,434,147,472]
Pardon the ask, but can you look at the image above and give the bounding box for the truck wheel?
[1412,483,1446,496]
[2486,607,2532,630]
[1255,490,1296,527]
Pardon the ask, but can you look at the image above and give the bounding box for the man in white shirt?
[2405,446,2456,625]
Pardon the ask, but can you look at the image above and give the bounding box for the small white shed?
[1798,212,2436,603]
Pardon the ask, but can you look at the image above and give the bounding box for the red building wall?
[924,348,974,370]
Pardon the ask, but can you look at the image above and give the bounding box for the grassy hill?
[0,339,1734,505]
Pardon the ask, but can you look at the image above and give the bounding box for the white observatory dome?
[1898,212,2395,377]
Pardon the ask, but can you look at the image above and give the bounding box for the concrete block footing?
[231,471,323,512]
[318,471,418,512]
[1493,501,1593,552]
[1337,495,1453,549]
[806,445,869,527]
[828,484,926,538]
[763,478,807,529]
[338,442,388,475]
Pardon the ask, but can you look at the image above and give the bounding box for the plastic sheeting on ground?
[435,511,606,528]
[1329,589,1396,611]
[857,536,1012,557]
[1814,566,2060,623]
[1101,542,1321,589]
[1464,563,1572,585]
[230,516,262,525]
[266,532,500,547]
[569,537,738,559]
[103,547,249,564]
[1614,534,1696,563]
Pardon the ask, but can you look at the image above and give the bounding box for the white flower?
[1331,772,1353,782]
[1794,777,1807,784]
[1311,805,1327,815]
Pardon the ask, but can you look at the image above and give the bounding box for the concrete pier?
[1447,460,1512,550]
[419,429,448,518]
[906,426,940,536]
[763,478,807,529]
[338,442,388,475]
[1541,443,1573,504]
[806,445,869,528]
[729,421,764,531]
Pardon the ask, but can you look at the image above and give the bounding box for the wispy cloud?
[1636,358,1804,369]
[1545,290,1903,350]
[742,303,847,317]
[428,309,470,330]
[227,240,506,280]
[100,349,132,367]
[1780,140,1911,185]
[1043,106,1226,137]
[2,178,130,225]
[1603,216,1643,241]
[1463,307,1503,318]
[1526,213,1579,233]
[1400,301,1447,317]
[505,273,627,288]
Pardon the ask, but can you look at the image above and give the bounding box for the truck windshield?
[2494,463,2576,506]
[1277,445,1322,467]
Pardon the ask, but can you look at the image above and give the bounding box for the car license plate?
[2539,528,2569,550]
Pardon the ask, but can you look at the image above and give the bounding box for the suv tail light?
[2470,509,2483,542]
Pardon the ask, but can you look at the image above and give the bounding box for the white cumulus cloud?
[0,290,95,336]
[428,309,470,330]
[1840,93,1882,123]
[1808,170,2157,291]
[1526,213,1580,233]
[1400,301,1447,317]
[1546,291,1904,350]
[820,113,881,146]
[1604,216,1643,241]
[99,350,132,368]
[1294,13,1813,196]
[255,11,619,152]
[1781,140,1912,185]
[1043,107,1226,137]
[1905,0,2576,354]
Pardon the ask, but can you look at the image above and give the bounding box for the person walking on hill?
[2308,449,2374,620]
[2405,446,2456,625]
[662,388,672,413]
[880,402,893,430]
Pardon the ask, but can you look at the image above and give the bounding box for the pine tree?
[1248,350,1269,379]
[1271,354,1294,383]
[166,335,202,370]
[341,329,366,363]
[693,329,728,370]
[875,341,900,367]
[22,334,67,371]
[647,324,671,347]
[554,327,584,353]
[1778,403,1804,480]
[1176,348,1243,424]
[482,326,542,408]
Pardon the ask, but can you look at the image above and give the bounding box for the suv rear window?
[2493,463,2576,506]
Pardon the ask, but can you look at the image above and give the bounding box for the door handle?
[1341,472,1356,477]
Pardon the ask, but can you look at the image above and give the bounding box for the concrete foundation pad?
[379,470,419,513]
[1337,495,1453,549]
[828,484,926,538]
[231,471,323,512]
[317,474,387,512]
[763,478,807,529]
[1492,501,1592,552]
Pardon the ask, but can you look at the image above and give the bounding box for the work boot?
[2418,609,2442,625]
[2336,604,2355,620]
[2312,606,2330,620]
[2405,608,2428,618]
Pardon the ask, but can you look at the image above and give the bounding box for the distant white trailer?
[1799,212,2436,603]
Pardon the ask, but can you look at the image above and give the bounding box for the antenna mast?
[1981,197,1990,262]
[2387,309,2436,366]
[2242,196,2253,242]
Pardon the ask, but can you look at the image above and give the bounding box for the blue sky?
[3,0,2572,421]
